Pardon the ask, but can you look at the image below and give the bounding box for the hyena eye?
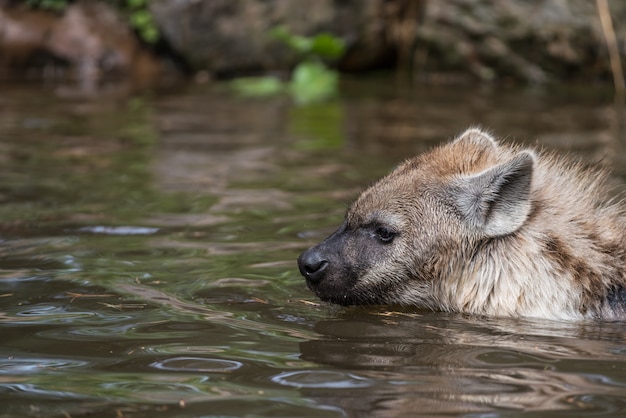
[374,226,396,244]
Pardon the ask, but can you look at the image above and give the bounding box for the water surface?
[1,79,625,417]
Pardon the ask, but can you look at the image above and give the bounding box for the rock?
[0,1,164,90]
[149,0,391,75]
[1,0,625,84]
[150,0,626,83]
[413,0,626,83]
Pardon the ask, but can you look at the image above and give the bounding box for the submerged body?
[298,128,626,321]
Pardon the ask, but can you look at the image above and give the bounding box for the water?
[0,78,625,417]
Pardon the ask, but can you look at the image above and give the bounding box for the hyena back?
[297,128,626,321]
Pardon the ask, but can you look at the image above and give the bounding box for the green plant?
[122,0,159,44]
[231,26,346,104]
[268,26,345,60]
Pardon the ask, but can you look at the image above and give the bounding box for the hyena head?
[298,128,535,308]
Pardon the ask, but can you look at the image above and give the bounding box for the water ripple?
[150,356,243,373]
[271,370,373,389]
[77,226,160,235]
[0,304,96,324]
[0,357,89,374]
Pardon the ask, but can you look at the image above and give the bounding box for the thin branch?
[597,0,625,96]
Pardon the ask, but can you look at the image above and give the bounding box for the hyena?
[297,128,626,321]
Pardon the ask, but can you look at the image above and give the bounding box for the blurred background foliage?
[1,0,624,96]
[231,27,346,104]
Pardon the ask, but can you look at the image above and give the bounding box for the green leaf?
[289,61,339,104]
[131,10,152,28]
[310,33,346,59]
[230,77,285,98]
[269,26,313,54]
[141,26,159,44]
[270,26,345,60]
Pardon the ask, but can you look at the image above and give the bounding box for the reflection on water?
[0,79,625,417]
[300,310,626,415]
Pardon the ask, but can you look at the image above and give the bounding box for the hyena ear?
[453,128,499,150]
[454,151,535,237]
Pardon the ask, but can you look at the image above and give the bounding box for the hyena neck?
[440,234,582,320]
[449,213,626,321]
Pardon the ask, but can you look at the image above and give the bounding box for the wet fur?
[298,128,626,320]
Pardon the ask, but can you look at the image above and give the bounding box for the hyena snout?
[297,247,329,284]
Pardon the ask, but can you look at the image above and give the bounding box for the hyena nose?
[297,249,328,283]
